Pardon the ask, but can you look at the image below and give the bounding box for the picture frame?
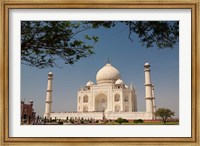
[0,0,199,145]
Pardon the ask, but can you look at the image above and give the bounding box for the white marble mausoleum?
[44,61,156,120]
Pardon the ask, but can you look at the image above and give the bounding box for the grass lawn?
[29,121,179,125]
[101,121,179,125]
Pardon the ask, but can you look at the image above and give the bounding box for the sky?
[21,22,179,118]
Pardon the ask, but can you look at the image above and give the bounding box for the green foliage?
[44,116,47,123]
[21,21,97,69]
[134,119,143,124]
[21,21,179,69]
[155,108,175,124]
[69,118,74,123]
[115,118,128,124]
[86,21,179,49]
[57,121,63,125]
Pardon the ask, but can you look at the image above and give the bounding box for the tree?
[21,21,179,69]
[21,21,98,69]
[86,21,179,49]
[44,116,47,124]
[155,108,175,124]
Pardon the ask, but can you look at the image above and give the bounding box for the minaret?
[44,72,53,119]
[144,62,154,113]
[152,85,156,113]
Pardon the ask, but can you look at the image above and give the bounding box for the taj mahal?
[44,61,156,120]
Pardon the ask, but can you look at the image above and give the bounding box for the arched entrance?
[115,105,120,112]
[83,105,88,112]
[95,93,107,112]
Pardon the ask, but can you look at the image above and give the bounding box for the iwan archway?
[95,93,107,112]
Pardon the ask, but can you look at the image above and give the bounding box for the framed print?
[0,0,199,145]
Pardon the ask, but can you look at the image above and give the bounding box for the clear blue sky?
[21,22,179,118]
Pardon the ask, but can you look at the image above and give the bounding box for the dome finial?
[107,58,110,63]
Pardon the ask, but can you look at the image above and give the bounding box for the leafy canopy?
[21,21,98,68]
[155,108,175,124]
[21,21,179,69]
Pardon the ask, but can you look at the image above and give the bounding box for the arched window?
[78,96,81,103]
[125,105,129,112]
[114,94,120,102]
[83,95,88,103]
[83,106,88,112]
[115,105,120,112]
[124,96,129,102]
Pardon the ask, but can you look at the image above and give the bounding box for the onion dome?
[86,81,94,86]
[115,79,124,85]
[96,63,120,84]
[125,84,129,88]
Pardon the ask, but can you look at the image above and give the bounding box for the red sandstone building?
[21,100,36,124]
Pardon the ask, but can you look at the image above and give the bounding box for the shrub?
[65,117,69,122]
[134,119,144,124]
[58,121,63,125]
[115,118,128,124]
[69,118,74,123]
[138,119,143,123]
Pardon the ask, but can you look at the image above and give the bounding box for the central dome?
[96,63,120,84]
